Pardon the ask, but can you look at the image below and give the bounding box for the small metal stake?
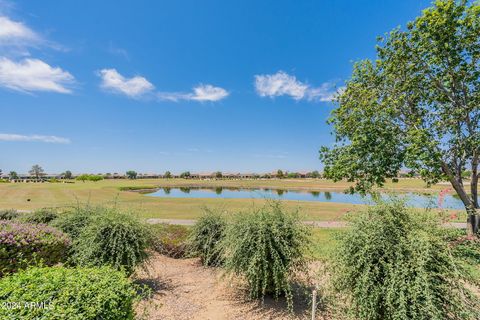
[311,289,317,320]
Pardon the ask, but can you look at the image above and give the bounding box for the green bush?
[222,202,310,309]
[151,224,190,258]
[332,200,480,320]
[0,209,19,220]
[22,208,58,224]
[70,209,150,275]
[188,208,227,266]
[52,205,105,239]
[0,221,70,275]
[0,266,136,320]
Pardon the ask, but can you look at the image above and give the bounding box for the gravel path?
[135,253,316,319]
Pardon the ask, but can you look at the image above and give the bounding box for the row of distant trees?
[0,166,322,181]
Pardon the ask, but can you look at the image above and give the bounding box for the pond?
[145,187,465,210]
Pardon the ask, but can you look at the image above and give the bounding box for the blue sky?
[0,0,430,174]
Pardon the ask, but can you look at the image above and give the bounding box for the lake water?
[145,187,465,210]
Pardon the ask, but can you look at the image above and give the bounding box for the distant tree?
[276,170,284,179]
[63,170,73,179]
[89,175,104,182]
[126,170,137,179]
[164,171,172,179]
[76,174,90,182]
[29,165,45,180]
[0,169,2,177]
[180,171,191,179]
[319,0,480,234]
[309,170,321,178]
[287,172,299,178]
[214,171,223,179]
[8,171,18,180]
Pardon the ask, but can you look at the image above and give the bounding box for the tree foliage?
[126,170,137,179]
[29,165,44,180]
[180,171,191,178]
[320,0,480,218]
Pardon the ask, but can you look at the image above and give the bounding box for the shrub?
[0,221,70,275]
[22,208,58,224]
[188,208,227,266]
[222,202,310,309]
[332,200,480,320]
[52,205,105,239]
[0,209,19,220]
[151,224,190,258]
[0,266,136,319]
[70,209,150,275]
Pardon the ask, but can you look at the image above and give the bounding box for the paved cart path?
[146,218,467,229]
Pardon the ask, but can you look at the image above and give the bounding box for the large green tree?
[320,0,480,233]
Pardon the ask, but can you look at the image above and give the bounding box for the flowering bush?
[0,221,70,275]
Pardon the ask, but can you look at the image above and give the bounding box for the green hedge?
[0,221,70,275]
[0,266,136,320]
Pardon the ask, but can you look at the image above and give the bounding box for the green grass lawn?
[0,178,462,221]
[310,228,342,260]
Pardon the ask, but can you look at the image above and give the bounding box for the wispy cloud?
[0,16,37,43]
[0,14,65,55]
[0,57,75,93]
[107,42,129,60]
[158,84,229,102]
[254,71,342,102]
[0,133,71,144]
[98,68,154,98]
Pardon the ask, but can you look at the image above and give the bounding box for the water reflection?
[145,187,465,209]
[324,191,332,200]
[179,187,191,194]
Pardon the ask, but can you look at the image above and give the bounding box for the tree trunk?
[441,163,478,235]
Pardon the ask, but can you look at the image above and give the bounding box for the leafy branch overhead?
[321,0,480,214]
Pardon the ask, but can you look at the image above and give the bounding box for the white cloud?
[307,82,344,102]
[0,16,38,43]
[254,71,341,102]
[255,71,308,100]
[98,68,154,98]
[158,84,229,102]
[0,133,71,144]
[0,57,74,93]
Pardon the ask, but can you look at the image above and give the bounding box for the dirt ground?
[134,253,326,320]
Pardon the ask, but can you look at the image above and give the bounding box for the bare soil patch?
[135,253,326,320]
